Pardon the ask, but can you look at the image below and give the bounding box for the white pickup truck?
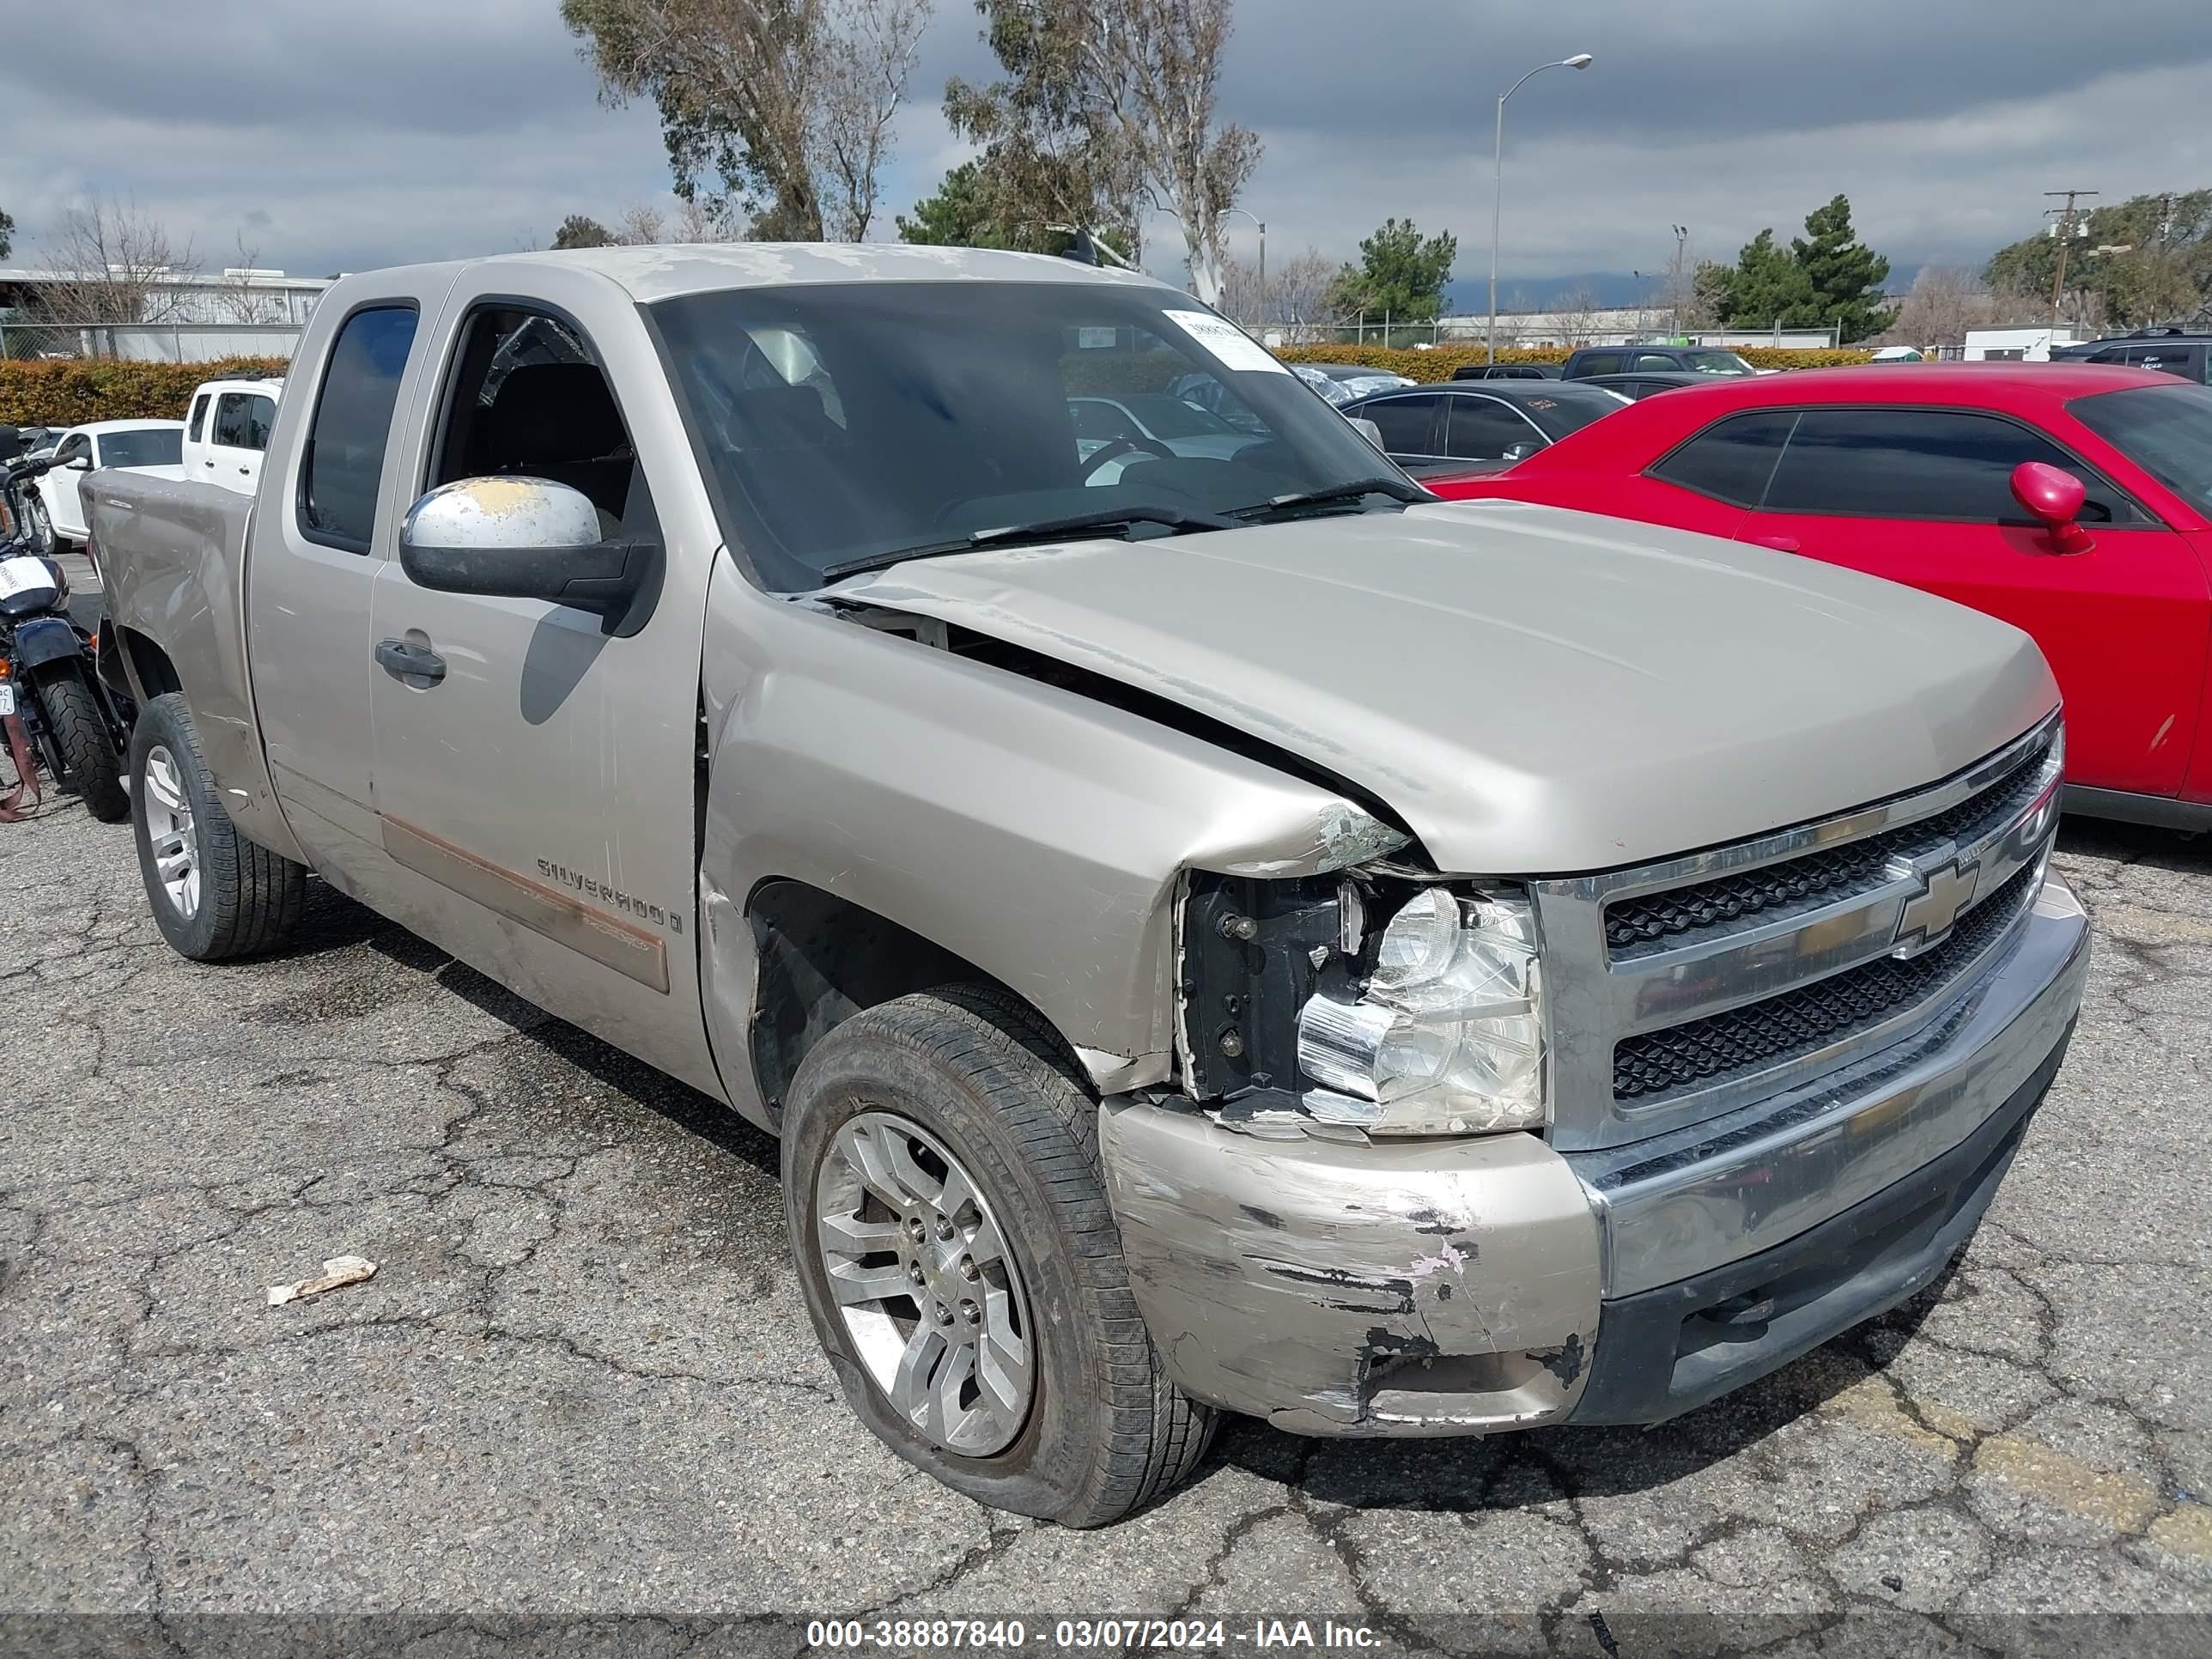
[179,375,283,495]
[86,246,2087,1526]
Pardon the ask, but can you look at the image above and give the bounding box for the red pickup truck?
[1429,363,2212,829]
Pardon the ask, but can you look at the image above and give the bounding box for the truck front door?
[363,274,720,1092]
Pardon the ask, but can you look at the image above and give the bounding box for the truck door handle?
[1747,532,1800,552]
[375,638,447,684]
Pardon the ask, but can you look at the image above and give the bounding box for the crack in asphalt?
[3,801,2209,1634]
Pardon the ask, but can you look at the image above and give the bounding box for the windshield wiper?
[1227,476,1431,520]
[819,504,1235,583]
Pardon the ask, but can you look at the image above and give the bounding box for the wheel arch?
[111,624,183,703]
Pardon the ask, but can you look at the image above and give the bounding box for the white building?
[1413,306,1838,350]
[0,266,331,361]
[1959,326,2087,363]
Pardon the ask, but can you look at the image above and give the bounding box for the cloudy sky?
[3,0,2209,308]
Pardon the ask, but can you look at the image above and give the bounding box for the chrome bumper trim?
[1568,874,2089,1297]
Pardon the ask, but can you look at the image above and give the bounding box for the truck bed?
[83,470,298,860]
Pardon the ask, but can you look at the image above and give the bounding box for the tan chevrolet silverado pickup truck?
[87,245,2087,1525]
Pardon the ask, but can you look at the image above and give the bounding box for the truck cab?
[87,247,2088,1528]
[180,376,283,495]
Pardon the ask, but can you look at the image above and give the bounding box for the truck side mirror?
[399,477,660,630]
[2008,461,2094,555]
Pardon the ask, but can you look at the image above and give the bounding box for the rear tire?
[129,691,307,960]
[40,669,127,822]
[783,985,1214,1528]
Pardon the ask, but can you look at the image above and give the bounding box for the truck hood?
[845,500,2058,873]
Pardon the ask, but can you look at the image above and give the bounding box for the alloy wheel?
[142,744,201,919]
[814,1109,1036,1455]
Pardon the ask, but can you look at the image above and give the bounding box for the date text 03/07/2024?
[803,1619,1384,1650]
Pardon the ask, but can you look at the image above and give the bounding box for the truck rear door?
[362,266,720,1093]
[209,390,276,494]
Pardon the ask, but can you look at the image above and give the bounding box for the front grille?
[1605,738,2052,957]
[1612,861,2040,1102]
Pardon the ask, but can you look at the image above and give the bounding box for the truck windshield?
[2069,382,2212,514]
[651,281,1418,590]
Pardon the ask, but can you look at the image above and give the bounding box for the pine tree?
[1790,195,1894,342]
[1718,228,1814,327]
[1327,218,1458,322]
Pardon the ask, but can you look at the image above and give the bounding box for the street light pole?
[1218,207,1266,327]
[1488,52,1594,363]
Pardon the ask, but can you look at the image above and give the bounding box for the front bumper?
[1098,875,2090,1436]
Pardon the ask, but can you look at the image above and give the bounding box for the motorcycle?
[0,428,132,822]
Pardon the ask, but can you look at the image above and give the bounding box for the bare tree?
[1217,246,1343,339]
[1550,284,1603,347]
[672,193,745,241]
[819,0,931,240]
[215,233,288,324]
[563,0,933,241]
[1889,265,1994,347]
[31,196,198,327]
[1269,249,1342,339]
[949,1,1261,307]
[617,203,669,246]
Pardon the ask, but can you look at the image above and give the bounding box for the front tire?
[40,669,128,822]
[129,691,307,959]
[784,987,1213,1527]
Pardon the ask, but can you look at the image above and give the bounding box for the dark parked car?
[1574,370,1717,400]
[1449,362,1565,381]
[1342,380,1631,472]
[1562,344,1758,380]
[2051,329,2212,384]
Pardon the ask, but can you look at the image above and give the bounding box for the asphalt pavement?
[2,792,2208,1656]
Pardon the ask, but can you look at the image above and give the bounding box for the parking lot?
[3,792,2208,1652]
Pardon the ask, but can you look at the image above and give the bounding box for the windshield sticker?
[1161,310,1288,374]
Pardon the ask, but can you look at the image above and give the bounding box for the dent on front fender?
[695,566,1411,1116]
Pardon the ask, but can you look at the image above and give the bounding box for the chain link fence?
[0,319,302,363]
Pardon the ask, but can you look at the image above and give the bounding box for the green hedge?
[0,357,291,428]
[1273,343,1870,383]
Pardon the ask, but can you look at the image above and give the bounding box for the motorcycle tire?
[25,495,57,558]
[41,669,129,823]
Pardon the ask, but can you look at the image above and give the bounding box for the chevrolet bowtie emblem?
[1894,857,1980,957]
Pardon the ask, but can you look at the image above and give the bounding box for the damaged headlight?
[1296,887,1545,1136]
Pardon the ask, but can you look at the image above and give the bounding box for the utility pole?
[2044,190,2098,324]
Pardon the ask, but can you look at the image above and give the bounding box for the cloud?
[0,0,2206,299]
